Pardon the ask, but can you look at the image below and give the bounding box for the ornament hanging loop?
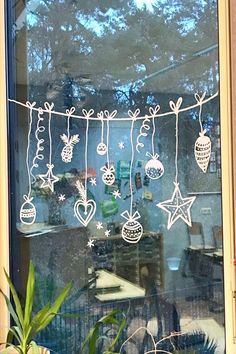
[169,97,183,114]
[66,106,76,116]
[121,210,141,222]
[26,101,36,109]
[44,102,54,112]
[104,110,117,120]
[149,105,160,117]
[128,109,140,120]
[194,92,206,104]
[146,152,159,159]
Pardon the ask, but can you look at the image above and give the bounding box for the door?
[0,0,235,353]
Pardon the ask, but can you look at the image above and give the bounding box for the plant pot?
[0,348,49,354]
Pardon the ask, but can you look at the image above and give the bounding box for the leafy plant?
[81,310,126,354]
[0,261,72,354]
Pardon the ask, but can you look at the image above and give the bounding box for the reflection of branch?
[119,327,184,354]
[116,89,130,103]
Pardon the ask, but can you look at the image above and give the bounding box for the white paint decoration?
[30,107,45,183]
[74,180,96,227]
[119,326,183,354]
[87,239,95,248]
[9,92,218,122]
[39,163,59,192]
[121,210,143,244]
[20,101,37,225]
[194,93,211,173]
[100,110,117,186]
[157,98,196,229]
[20,195,36,225]
[136,115,151,153]
[74,109,97,227]
[112,190,121,199]
[39,102,59,192]
[96,222,103,230]
[97,112,107,155]
[121,109,144,244]
[144,105,164,180]
[100,165,115,186]
[60,107,79,163]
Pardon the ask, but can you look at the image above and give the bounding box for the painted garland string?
[157,98,196,230]
[20,101,37,225]
[60,106,80,163]
[38,102,59,193]
[121,109,143,244]
[145,105,164,180]
[100,110,117,186]
[8,91,218,121]
[74,109,96,227]
[194,92,211,173]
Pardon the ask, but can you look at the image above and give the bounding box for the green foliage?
[0,261,72,354]
[81,310,126,354]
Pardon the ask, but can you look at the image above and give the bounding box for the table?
[94,269,145,302]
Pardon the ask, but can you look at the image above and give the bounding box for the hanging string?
[195,92,206,133]
[152,116,155,156]
[8,91,218,121]
[44,102,54,166]
[169,98,182,184]
[106,118,110,167]
[66,106,76,139]
[128,109,140,215]
[84,116,89,197]
[25,101,36,197]
[30,107,45,183]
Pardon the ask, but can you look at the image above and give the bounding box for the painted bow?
[121,210,141,222]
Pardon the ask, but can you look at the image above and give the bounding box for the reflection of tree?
[22,0,218,107]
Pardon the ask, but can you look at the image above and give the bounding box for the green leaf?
[0,290,23,332]
[24,261,35,329]
[3,269,24,331]
[26,304,51,341]
[29,341,40,354]
[0,344,22,353]
[107,316,126,352]
[7,326,23,344]
[29,282,72,338]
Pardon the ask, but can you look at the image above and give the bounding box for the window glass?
[8,1,224,353]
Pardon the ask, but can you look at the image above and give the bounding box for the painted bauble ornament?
[194,129,211,173]
[97,142,107,155]
[101,165,115,186]
[60,134,80,163]
[20,195,36,225]
[121,211,143,243]
[145,153,164,180]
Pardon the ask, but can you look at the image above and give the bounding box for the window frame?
[0,0,235,352]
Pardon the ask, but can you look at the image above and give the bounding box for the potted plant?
[0,261,72,354]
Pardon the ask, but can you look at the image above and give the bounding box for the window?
[1,0,234,353]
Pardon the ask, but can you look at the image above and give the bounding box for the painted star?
[118,141,125,149]
[58,194,65,202]
[90,178,97,186]
[112,190,121,199]
[105,229,111,237]
[39,164,59,192]
[156,182,196,230]
[87,239,95,248]
[96,222,103,230]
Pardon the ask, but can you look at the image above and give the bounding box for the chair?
[181,222,214,279]
[212,225,223,250]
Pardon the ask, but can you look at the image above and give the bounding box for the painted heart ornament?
[74,199,96,227]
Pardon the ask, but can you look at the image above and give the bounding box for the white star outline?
[96,222,103,230]
[38,164,59,192]
[112,190,121,199]
[157,182,196,230]
[87,239,95,248]
[90,178,97,186]
[118,141,125,149]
